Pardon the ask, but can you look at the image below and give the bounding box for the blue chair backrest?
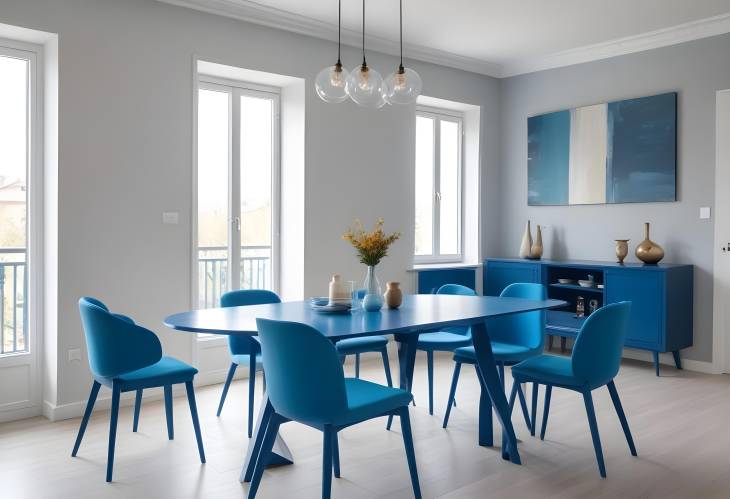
[572,301,631,387]
[78,297,162,379]
[256,318,348,425]
[486,283,547,350]
[436,284,477,337]
[221,289,281,357]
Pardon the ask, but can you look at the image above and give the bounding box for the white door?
[716,90,730,373]
[0,42,41,421]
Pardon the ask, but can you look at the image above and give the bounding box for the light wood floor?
[2,353,730,498]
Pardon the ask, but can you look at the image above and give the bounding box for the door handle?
[233,216,241,231]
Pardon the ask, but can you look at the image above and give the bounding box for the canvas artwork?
[527,92,677,206]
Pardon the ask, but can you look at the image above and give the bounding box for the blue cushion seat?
[100,356,198,391]
[341,378,413,425]
[510,355,582,387]
[417,331,472,351]
[336,335,388,355]
[453,342,537,365]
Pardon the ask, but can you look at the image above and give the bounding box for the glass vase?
[362,265,383,311]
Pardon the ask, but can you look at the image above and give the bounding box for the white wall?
[0,0,500,412]
[498,34,730,364]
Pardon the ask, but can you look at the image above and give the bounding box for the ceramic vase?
[384,282,403,309]
[362,265,384,311]
[530,224,543,259]
[635,223,664,264]
[519,221,533,259]
[615,239,630,264]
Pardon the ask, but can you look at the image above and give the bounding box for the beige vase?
[384,282,403,309]
[635,223,665,264]
[519,221,533,259]
[529,224,543,259]
[615,239,630,264]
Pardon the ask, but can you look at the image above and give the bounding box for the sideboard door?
[605,269,664,350]
[484,260,541,296]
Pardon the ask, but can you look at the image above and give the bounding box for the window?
[414,107,463,262]
[0,46,36,356]
[196,77,280,309]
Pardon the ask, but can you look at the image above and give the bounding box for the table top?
[164,294,566,340]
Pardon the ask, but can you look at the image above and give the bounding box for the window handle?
[233,216,241,232]
[435,192,442,202]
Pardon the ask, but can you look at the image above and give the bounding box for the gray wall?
[498,34,730,363]
[0,0,500,409]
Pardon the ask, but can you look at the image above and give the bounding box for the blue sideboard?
[416,267,477,294]
[484,258,693,376]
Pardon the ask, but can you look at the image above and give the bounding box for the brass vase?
[615,239,629,264]
[635,223,664,264]
[529,224,543,259]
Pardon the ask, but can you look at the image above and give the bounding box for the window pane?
[414,116,434,256]
[240,95,273,290]
[197,88,230,308]
[439,120,460,255]
[0,55,29,354]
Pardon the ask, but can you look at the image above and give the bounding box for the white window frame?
[192,75,281,337]
[0,38,43,416]
[414,105,464,264]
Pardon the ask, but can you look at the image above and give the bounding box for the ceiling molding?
[158,0,730,79]
[157,0,504,77]
[501,12,730,77]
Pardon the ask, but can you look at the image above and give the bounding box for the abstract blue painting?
[527,92,677,206]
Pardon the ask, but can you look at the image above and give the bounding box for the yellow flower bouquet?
[342,218,400,267]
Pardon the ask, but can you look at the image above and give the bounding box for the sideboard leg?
[672,350,682,370]
[652,351,660,377]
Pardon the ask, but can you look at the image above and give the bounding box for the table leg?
[240,395,293,482]
[471,321,521,465]
[387,333,419,430]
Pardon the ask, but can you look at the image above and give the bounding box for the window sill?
[407,262,482,272]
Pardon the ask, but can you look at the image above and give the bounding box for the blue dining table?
[164,293,565,481]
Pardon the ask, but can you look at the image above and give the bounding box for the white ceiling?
[161,0,730,76]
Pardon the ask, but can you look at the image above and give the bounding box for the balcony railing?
[0,248,27,355]
[198,245,271,309]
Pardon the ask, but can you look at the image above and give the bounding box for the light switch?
[162,212,179,225]
[68,348,81,362]
[700,207,711,219]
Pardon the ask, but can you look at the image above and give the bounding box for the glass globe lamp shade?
[315,63,350,103]
[346,65,386,109]
[384,66,422,105]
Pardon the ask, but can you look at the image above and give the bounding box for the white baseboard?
[0,405,43,424]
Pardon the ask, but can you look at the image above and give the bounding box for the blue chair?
[73,297,205,482]
[248,319,421,499]
[415,284,476,416]
[335,290,393,387]
[216,289,279,438]
[511,301,637,478]
[442,283,546,432]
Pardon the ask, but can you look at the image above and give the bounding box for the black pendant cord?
[399,0,404,71]
[336,0,342,66]
[361,0,367,68]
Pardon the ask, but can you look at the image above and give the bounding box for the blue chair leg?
[249,355,257,439]
[72,381,101,457]
[355,353,360,379]
[381,347,393,387]
[582,389,606,478]
[442,361,462,428]
[185,381,206,463]
[540,385,552,440]
[399,407,422,499]
[530,382,539,436]
[242,398,275,483]
[507,381,518,413]
[247,413,283,499]
[216,362,237,417]
[164,384,174,440]
[606,380,637,456]
[515,382,532,431]
[262,371,266,393]
[133,389,143,432]
[106,383,121,482]
[427,350,434,415]
[332,430,341,478]
[322,425,334,499]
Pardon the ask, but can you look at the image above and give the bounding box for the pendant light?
[384,0,422,105]
[345,0,386,109]
[315,0,350,103]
